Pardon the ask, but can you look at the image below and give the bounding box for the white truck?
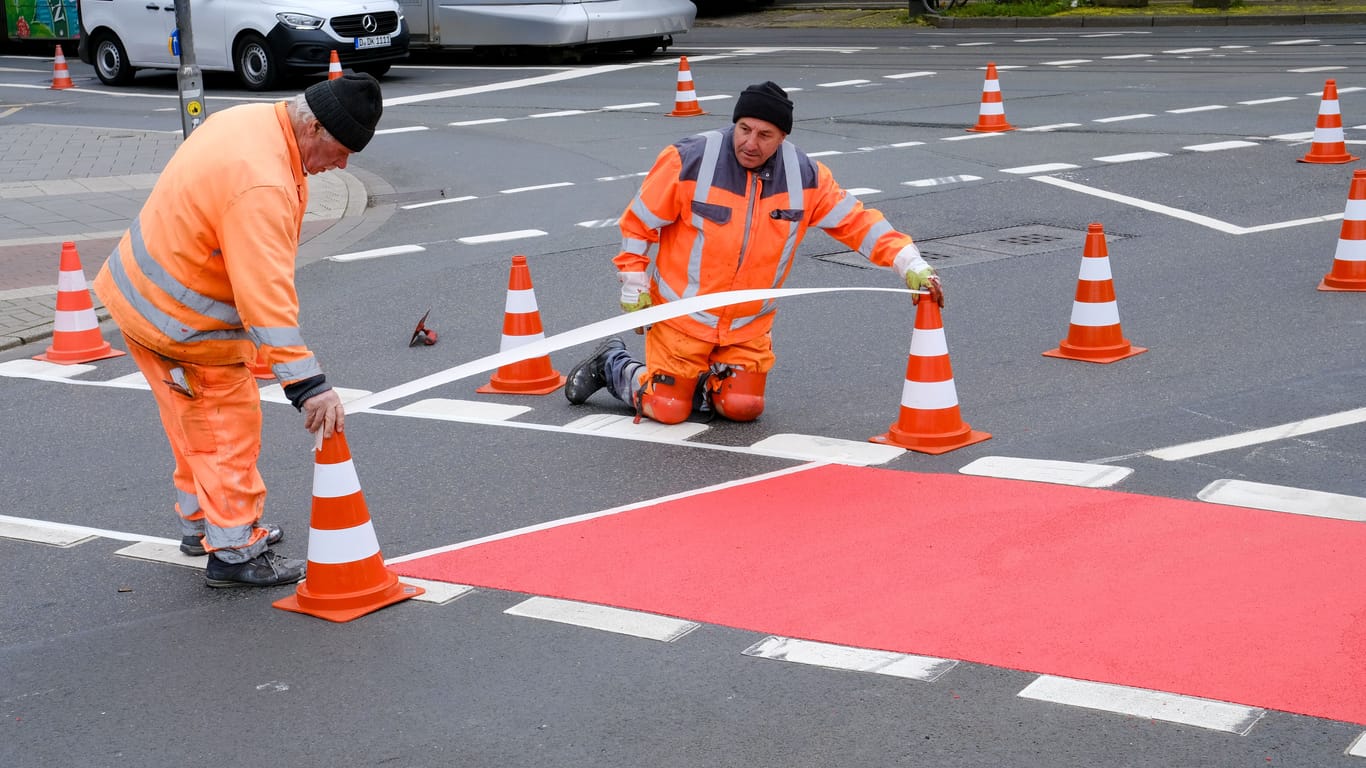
[76,0,410,90]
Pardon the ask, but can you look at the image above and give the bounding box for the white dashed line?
[1289,66,1347,73]
[1095,151,1169,163]
[530,109,589,119]
[957,42,993,47]
[326,245,426,262]
[1239,96,1298,105]
[457,229,548,244]
[1198,480,1366,522]
[1163,48,1212,54]
[395,398,532,423]
[1001,163,1079,174]
[807,150,843,157]
[941,133,1004,142]
[1183,141,1258,152]
[1269,39,1320,45]
[843,187,880,196]
[1103,54,1152,60]
[576,218,621,228]
[697,94,732,102]
[506,597,700,642]
[1021,123,1081,132]
[1094,114,1154,123]
[500,182,575,194]
[1147,407,1366,461]
[818,79,871,88]
[0,517,98,547]
[401,195,477,210]
[959,456,1132,488]
[1041,59,1090,66]
[1019,676,1265,735]
[449,118,507,126]
[1015,38,1057,42]
[884,71,935,80]
[903,175,983,188]
[597,171,649,182]
[601,102,659,110]
[743,636,958,681]
[1166,105,1226,114]
[375,126,428,135]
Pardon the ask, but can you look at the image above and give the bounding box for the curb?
[927,11,1366,27]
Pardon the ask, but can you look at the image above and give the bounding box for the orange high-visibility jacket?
[614,125,922,346]
[93,102,322,385]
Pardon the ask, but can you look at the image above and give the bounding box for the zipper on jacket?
[737,172,760,272]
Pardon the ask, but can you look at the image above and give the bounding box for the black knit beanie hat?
[732,81,793,134]
[305,73,383,152]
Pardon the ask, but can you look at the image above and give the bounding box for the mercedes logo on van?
[362,14,378,33]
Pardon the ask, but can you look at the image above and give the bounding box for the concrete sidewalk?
[0,122,369,354]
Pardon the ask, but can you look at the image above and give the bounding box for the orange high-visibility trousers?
[633,322,776,423]
[124,335,271,560]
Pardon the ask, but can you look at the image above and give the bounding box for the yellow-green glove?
[619,271,652,313]
[904,266,945,308]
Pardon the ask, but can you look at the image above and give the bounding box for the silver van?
[399,0,695,56]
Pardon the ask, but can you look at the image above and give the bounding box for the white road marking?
[1239,96,1297,105]
[326,244,425,262]
[563,413,709,441]
[1015,38,1057,42]
[0,359,94,379]
[748,434,903,466]
[396,398,532,422]
[1095,151,1169,163]
[1031,176,1343,235]
[449,118,507,126]
[596,171,649,182]
[601,102,658,110]
[1020,123,1081,132]
[818,79,870,87]
[958,456,1132,488]
[115,541,204,567]
[807,150,843,157]
[1183,140,1258,151]
[258,385,372,405]
[506,597,700,642]
[1290,66,1346,73]
[1348,732,1366,758]
[1001,163,1078,174]
[387,62,658,107]
[884,72,935,79]
[500,182,574,194]
[401,195,477,210]
[1147,407,1366,461]
[388,463,825,564]
[1041,59,1091,66]
[457,229,548,244]
[941,133,1004,142]
[1269,131,1314,141]
[1019,676,1265,735]
[375,126,428,135]
[1094,114,1154,123]
[903,175,983,188]
[1166,105,1226,114]
[0,518,97,547]
[957,42,993,47]
[403,578,474,605]
[1163,48,1212,54]
[743,636,957,681]
[1198,480,1366,522]
[0,514,175,546]
[1269,39,1320,45]
[697,94,732,102]
[529,110,588,119]
[1103,54,1152,60]
[576,217,621,228]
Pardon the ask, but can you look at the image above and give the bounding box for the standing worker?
[92,74,384,587]
[565,81,944,423]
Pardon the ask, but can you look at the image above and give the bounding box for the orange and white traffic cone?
[1320,169,1366,291]
[870,298,990,455]
[247,348,274,380]
[273,432,424,623]
[1043,223,1147,364]
[967,62,1013,133]
[1299,79,1358,164]
[476,255,566,395]
[50,45,74,90]
[34,242,125,365]
[668,56,706,118]
[327,50,343,81]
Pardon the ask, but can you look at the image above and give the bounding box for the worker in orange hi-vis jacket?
[564,80,944,425]
[92,74,383,588]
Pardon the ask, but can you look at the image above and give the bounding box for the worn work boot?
[565,337,627,404]
[204,550,306,588]
[180,523,283,557]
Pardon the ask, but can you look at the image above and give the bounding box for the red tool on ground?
[409,309,437,346]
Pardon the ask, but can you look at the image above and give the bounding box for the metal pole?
[173,0,207,138]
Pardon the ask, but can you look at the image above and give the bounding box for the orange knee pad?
[639,372,698,425]
[713,369,767,422]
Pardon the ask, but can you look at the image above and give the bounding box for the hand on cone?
[905,267,945,308]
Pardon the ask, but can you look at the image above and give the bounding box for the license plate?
[355,34,391,50]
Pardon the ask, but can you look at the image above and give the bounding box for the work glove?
[905,266,945,308]
[619,271,652,313]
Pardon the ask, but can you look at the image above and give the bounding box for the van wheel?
[354,63,390,78]
[234,33,279,91]
[93,33,135,86]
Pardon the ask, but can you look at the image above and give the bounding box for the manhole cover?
[813,224,1129,270]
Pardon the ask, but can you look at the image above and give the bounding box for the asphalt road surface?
[3,24,1366,768]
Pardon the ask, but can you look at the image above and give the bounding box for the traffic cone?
[1044,223,1147,364]
[967,62,1013,133]
[668,56,706,118]
[247,348,274,380]
[273,432,424,623]
[870,298,990,455]
[476,255,566,395]
[50,45,74,90]
[1299,79,1358,164]
[34,242,125,365]
[1320,169,1366,291]
[327,50,343,81]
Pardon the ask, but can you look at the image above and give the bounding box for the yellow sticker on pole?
[186,101,202,117]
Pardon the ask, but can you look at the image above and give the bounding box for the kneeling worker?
[565,81,944,423]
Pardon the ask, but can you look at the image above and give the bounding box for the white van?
[76,0,409,91]
[399,0,694,56]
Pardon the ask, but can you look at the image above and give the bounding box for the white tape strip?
[348,287,920,412]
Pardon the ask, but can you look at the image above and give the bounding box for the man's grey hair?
[288,93,335,143]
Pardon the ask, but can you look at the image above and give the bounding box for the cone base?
[51,82,74,90]
[1043,343,1147,365]
[273,575,425,623]
[477,372,566,396]
[967,123,1014,133]
[35,345,125,365]
[871,426,992,455]
[1299,153,1359,164]
[669,107,707,118]
[1318,276,1366,291]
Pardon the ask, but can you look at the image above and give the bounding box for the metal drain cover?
[813,224,1127,270]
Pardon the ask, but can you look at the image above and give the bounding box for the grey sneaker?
[204,550,306,588]
[180,523,283,557]
[565,337,626,404]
